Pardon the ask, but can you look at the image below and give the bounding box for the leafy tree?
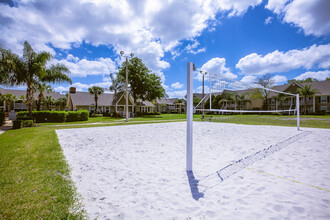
[0,47,20,85]
[297,85,320,114]
[36,83,53,111]
[88,86,104,112]
[0,41,72,116]
[212,94,222,109]
[193,97,201,107]
[118,57,165,103]
[326,77,330,81]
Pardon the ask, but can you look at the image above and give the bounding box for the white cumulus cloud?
[271,75,287,85]
[199,57,238,81]
[236,44,330,75]
[294,70,330,81]
[266,0,330,36]
[171,82,184,89]
[0,0,263,85]
[53,56,117,77]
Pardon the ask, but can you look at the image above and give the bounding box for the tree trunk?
[27,81,34,117]
[37,93,43,111]
[95,95,98,112]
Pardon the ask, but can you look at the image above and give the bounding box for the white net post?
[296,94,300,130]
[186,62,194,171]
[209,73,212,110]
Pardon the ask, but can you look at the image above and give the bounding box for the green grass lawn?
[1,113,329,219]
[0,127,86,219]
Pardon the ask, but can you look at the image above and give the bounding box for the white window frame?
[320,106,327,111]
[320,96,327,103]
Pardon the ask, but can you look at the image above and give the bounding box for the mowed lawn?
[0,114,329,219]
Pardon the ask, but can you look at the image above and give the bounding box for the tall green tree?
[297,85,320,114]
[118,57,165,103]
[88,86,104,112]
[0,41,72,116]
[36,83,53,111]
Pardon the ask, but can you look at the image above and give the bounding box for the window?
[320,96,327,103]
[320,106,327,112]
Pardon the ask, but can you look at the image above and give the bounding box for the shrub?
[22,120,34,127]
[13,120,22,129]
[90,113,103,117]
[66,110,89,122]
[78,110,89,121]
[136,112,161,117]
[32,111,67,123]
[102,112,111,117]
[17,111,33,120]
[66,112,80,122]
[0,112,5,125]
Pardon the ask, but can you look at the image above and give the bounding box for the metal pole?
[202,73,204,119]
[125,56,129,122]
[186,62,194,171]
[296,94,300,130]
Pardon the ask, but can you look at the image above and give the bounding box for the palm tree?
[219,93,234,109]
[235,93,249,110]
[109,73,124,110]
[19,95,28,110]
[44,95,54,110]
[2,94,17,112]
[55,97,67,110]
[276,93,287,110]
[88,86,104,113]
[36,83,53,111]
[0,41,72,117]
[297,85,320,114]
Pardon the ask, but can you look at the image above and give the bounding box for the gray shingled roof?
[0,87,65,100]
[157,97,186,105]
[136,99,155,107]
[70,91,155,107]
[268,81,330,97]
[301,81,330,95]
[70,91,116,106]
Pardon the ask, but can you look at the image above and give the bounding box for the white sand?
[56,122,330,219]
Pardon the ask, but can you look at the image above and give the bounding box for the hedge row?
[0,112,5,125]
[13,120,34,129]
[16,110,89,123]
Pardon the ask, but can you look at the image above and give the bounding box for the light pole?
[200,71,207,119]
[120,51,134,122]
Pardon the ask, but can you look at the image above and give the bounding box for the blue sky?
[0,0,329,98]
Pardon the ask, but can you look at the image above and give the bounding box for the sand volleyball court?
[56,122,330,219]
